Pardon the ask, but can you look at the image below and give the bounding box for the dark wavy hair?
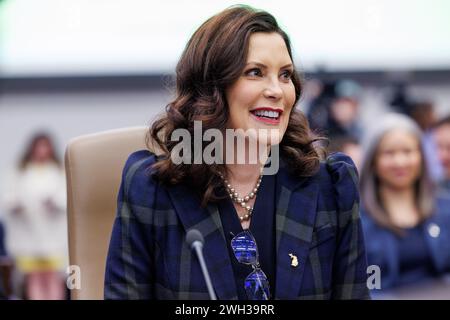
[19,132,61,170]
[148,5,324,206]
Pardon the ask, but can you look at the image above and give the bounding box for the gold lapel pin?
[288,253,298,267]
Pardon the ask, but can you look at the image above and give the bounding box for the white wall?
[0,89,172,176]
[2,0,450,76]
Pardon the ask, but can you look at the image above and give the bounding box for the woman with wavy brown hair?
[105,5,369,300]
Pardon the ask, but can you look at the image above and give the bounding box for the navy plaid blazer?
[104,150,370,300]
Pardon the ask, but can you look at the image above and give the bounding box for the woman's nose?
[263,77,283,100]
[392,153,411,167]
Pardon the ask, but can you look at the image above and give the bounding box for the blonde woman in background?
[360,113,450,291]
[1,133,67,300]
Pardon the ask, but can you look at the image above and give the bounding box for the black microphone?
[186,229,217,300]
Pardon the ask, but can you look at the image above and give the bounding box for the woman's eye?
[245,68,262,77]
[281,70,292,80]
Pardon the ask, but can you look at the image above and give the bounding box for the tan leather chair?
[65,126,161,300]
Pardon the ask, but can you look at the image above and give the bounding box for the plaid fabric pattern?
[104,150,370,300]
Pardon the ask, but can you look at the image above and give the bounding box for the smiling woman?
[360,113,450,290]
[226,32,295,140]
[147,6,318,209]
[104,5,370,300]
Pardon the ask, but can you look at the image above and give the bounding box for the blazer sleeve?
[326,152,371,299]
[104,150,157,300]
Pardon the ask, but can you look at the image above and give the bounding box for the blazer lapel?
[424,212,447,272]
[274,164,320,299]
[166,183,238,300]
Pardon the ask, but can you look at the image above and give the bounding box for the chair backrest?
[65,126,160,299]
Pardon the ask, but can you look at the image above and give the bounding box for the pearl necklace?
[219,169,263,222]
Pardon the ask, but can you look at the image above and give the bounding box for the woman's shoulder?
[120,150,161,203]
[122,149,161,175]
[321,152,358,181]
[433,190,450,223]
[436,187,450,205]
[316,152,359,211]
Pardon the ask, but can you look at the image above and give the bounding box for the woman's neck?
[379,184,420,228]
[223,142,268,192]
[226,162,262,185]
[379,184,415,205]
[222,141,272,229]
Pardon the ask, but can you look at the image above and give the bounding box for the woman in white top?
[1,133,67,300]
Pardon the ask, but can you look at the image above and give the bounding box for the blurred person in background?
[307,79,363,143]
[326,79,363,142]
[408,101,436,132]
[389,82,411,115]
[407,100,444,183]
[0,220,6,261]
[0,220,11,299]
[0,133,68,300]
[433,115,450,192]
[360,113,450,291]
[306,80,335,133]
[388,84,443,182]
[328,135,362,172]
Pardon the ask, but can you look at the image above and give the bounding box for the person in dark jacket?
[360,113,450,291]
[104,5,369,300]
